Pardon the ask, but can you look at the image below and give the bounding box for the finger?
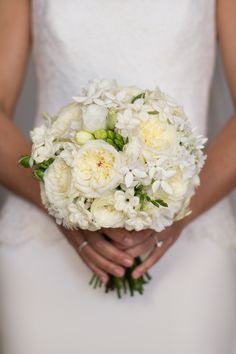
[101,228,133,247]
[79,252,109,284]
[83,231,134,267]
[82,243,126,278]
[112,230,155,251]
[132,237,174,279]
[63,229,109,283]
[126,236,155,258]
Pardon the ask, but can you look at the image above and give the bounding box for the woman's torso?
[32,0,216,134]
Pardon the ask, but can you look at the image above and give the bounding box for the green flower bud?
[106,138,116,147]
[114,138,123,149]
[107,130,115,140]
[93,129,108,140]
[115,133,124,144]
[107,108,117,130]
[18,155,31,168]
[76,130,94,145]
[33,169,44,181]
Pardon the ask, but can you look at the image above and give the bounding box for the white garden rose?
[91,194,125,228]
[44,158,76,207]
[72,140,122,198]
[137,116,177,151]
[168,169,188,198]
[51,102,82,137]
[82,104,108,131]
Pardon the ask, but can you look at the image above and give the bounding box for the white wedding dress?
[0,1,236,353]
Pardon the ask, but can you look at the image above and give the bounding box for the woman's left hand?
[125,221,185,279]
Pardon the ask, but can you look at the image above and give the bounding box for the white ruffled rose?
[168,169,188,198]
[44,158,76,207]
[137,116,177,152]
[91,194,125,228]
[82,104,108,131]
[51,102,82,137]
[72,140,122,198]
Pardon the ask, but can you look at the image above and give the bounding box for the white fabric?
[0,0,236,352]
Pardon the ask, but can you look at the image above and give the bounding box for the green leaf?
[155,199,168,207]
[131,92,145,104]
[37,158,54,170]
[18,155,31,168]
[150,200,160,208]
[135,184,144,194]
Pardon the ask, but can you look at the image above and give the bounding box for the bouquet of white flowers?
[19,79,206,297]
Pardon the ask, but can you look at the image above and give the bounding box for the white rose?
[51,102,82,137]
[82,104,108,131]
[137,116,177,151]
[168,169,188,198]
[91,194,125,228]
[72,140,122,198]
[44,158,76,207]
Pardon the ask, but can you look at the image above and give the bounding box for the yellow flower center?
[138,117,175,150]
[76,148,116,185]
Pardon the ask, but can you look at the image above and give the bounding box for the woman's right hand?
[62,228,134,284]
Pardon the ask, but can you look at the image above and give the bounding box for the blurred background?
[0,48,235,212]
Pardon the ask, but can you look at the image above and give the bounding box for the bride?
[0,1,236,353]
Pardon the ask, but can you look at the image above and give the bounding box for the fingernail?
[114,268,124,277]
[124,237,132,246]
[124,258,133,266]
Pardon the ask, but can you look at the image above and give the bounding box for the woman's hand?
[61,227,134,284]
[126,221,185,279]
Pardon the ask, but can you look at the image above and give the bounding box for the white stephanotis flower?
[149,166,176,195]
[73,79,118,105]
[82,104,108,131]
[72,140,122,198]
[91,194,125,228]
[68,197,99,231]
[116,109,140,137]
[44,158,78,207]
[114,189,139,216]
[121,166,147,188]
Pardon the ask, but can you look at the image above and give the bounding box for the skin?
[0,0,236,284]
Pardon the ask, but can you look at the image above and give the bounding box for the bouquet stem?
[89,257,151,298]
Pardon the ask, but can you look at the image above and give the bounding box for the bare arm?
[0,0,42,209]
[184,0,236,223]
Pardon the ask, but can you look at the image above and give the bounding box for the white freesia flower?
[91,194,125,228]
[44,158,76,207]
[72,140,122,198]
[82,104,108,131]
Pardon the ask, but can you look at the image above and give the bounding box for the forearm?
[0,109,43,210]
[183,114,236,226]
